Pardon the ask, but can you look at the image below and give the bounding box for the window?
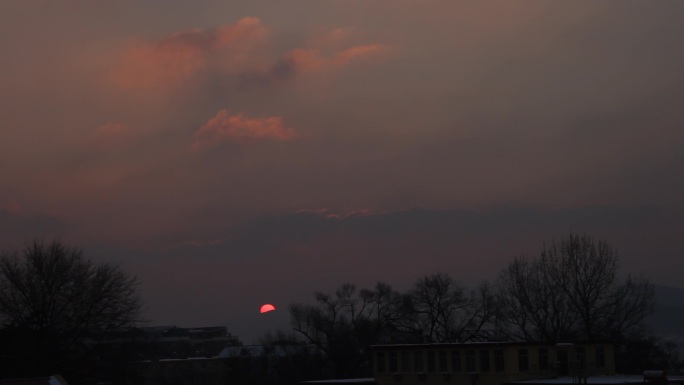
[402,351,411,372]
[415,351,424,372]
[576,347,586,369]
[390,351,398,373]
[479,350,490,372]
[427,351,436,372]
[518,349,529,372]
[494,349,504,372]
[466,350,476,372]
[539,348,549,371]
[451,351,461,372]
[595,346,605,369]
[439,351,448,372]
[377,352,386,373]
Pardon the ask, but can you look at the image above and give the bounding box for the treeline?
[1,235,680,385]
[266,234,679,379]
[0,241,142,384]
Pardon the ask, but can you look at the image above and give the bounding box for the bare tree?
[0,240,142,379]
[290,282,412,377]
[497,234,654,342]
[498,256,576,341]
[408,273,497,343]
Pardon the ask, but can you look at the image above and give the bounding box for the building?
[134,357,232,385]
[0,376,69,385]
[132,325,242,359]
[371,342,615,385]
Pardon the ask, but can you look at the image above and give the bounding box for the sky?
[2,0,684,343]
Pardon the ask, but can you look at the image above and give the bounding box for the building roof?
[302,378,376,385]
[371,341,613,349]
[0,376,68,385]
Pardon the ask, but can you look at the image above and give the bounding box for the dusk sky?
[2,1,684,343]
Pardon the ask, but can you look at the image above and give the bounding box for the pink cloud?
[107,17,268,90]
[280,43,392,74]
[192,109,296,150]
[106,19,392,93]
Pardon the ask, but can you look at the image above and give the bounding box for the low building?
[0,376,69,385]
[134,357,231,385]
[371,342,615,385]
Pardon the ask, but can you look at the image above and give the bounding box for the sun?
[260,304,276,313]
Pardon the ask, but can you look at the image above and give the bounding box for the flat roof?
[302,379,375,385]
[371,341,612,349]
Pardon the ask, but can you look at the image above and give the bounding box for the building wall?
[372,342,615,385]
[134,357,231,385]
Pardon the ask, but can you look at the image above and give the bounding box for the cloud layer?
[2,0,684,341]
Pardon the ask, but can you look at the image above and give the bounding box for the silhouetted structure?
[0,376,69,385]
[371,341,615,385]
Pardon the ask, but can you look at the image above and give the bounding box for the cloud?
[278,44,392,75]
[192,109,296,150]
[107,17,268,91]
[107,17,393,93]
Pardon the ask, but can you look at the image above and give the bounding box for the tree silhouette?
[0,240,142,382]
[497,233,654,342]
[408,273,497,343]
[290,282,413,378]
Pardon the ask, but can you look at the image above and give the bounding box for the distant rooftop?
[0,376,68,385]
[302,378,376,385]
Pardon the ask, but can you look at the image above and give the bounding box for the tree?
[0,240,142,382]
[408,273,497,343]
[289,282,413,378]
[497,234,654,342]
[288,277,499,378]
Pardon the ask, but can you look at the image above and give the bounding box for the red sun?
[260,304,276,313]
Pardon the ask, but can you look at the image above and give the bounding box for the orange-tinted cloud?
[280,43,392,74]
[107,19,391,92]
[192,109,296,150]
[107,17,268,90]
